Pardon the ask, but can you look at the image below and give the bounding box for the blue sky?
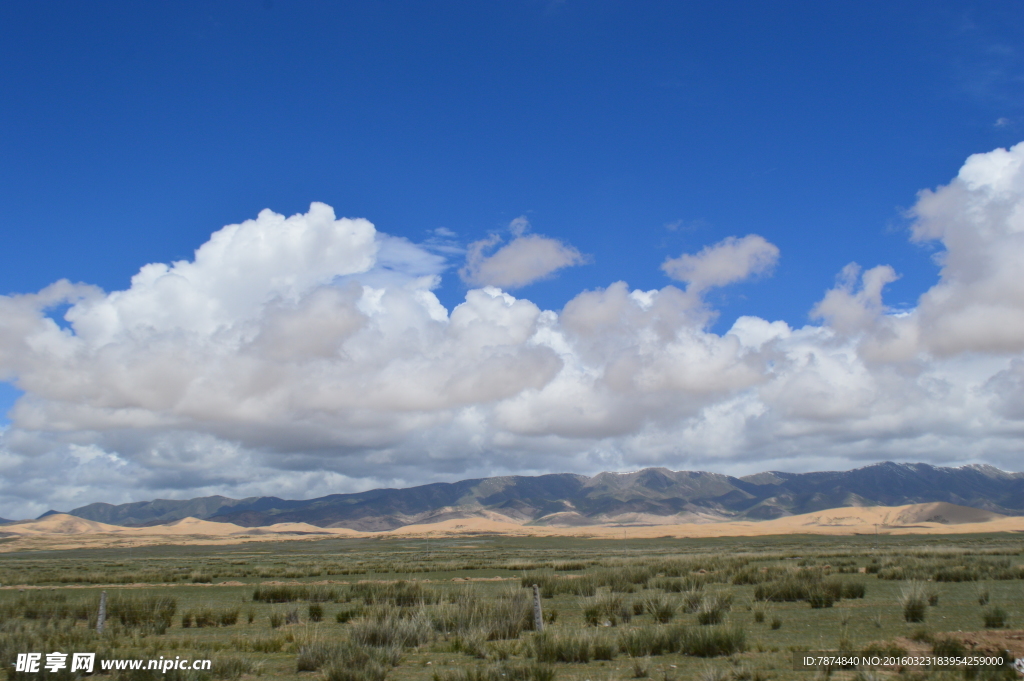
[1,2,1024,516]
[3,2,1020,316]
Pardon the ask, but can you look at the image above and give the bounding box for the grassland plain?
[1,534,1023,681]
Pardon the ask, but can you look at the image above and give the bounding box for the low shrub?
[218,608,239,626]
[582,593,631,626]
[212,655,255,680]
[697,665,729,681]
[297,641,340,672]
[522,573,598,599]
[107,593,177,633]
[933,567,979,582]
[1,591,91,623]
[193,609,217,627]
[679,625,746,657]
[909,627,933,643]
[189,571,213,584]
[616,624,744,658]
[253,584,309,603]
[932,636,967,658]
[753,577,810,602]
[618,627,678,657]
[337,606,363,624]
[695,593,731,625]
[352,581,440,607]
[430,587,534,641]
[449,629,488,659]
[532,631,594,663]
[807,588,835,609]
[650,575,708,593]
[640,593,676,624]
[983,606,1008,629]
[432,662,556,681]
[898,582,927,623]
[595,567,651,594]
[0,619,115,681]
[842,581,866,599]
[682,590,705,614]
[485,639,521,662]
[322,661,388,681]
[232,634,286,653]
[308,586,338,603]
[592,637,616,661]
[350,607,433,648]
[730,566,787,586]
[316,641,401,681]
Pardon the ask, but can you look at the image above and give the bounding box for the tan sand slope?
[2,515,126,535]
[156,517,359,536]
[893,501,1003,525]
[388,517,531,536]
[247,522,361,536]
[385,502,1024,539]
[0,514,363,538]
[2,502,1022,552]
[150,517,248,535]
[744,502,1003,530]
[530,509,728,527]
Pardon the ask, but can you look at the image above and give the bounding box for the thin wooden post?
[532,584,543,632]
[96,590,107,633]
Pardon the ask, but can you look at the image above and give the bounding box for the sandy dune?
[3,515,126,534]
[388,517,532,536]
[1,501,1021,551]
[367,502,1024,539]
[248,522,363,536]
[0,515,354,537]
[147,517,249,535]
[892,501,1003,525]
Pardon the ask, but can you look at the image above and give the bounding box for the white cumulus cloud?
[460,217,586,288]
[909,142,1024,355]
[3,144,1024,518]
[661,234,780,292]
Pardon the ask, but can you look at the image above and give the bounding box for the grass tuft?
[982,606,1008,628]
[432,662,556,681]
[897,582,927,623]
[350,606,433,648]
[695,593,730,625]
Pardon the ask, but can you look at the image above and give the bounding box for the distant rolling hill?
[54,462,1024,531]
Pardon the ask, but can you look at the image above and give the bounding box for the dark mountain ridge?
[50,462,1024,531]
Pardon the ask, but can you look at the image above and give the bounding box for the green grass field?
[1,533,1022,681]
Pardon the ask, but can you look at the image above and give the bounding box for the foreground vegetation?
[0,533,1022,680]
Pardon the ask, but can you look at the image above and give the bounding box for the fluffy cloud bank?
[3,144,1024,517]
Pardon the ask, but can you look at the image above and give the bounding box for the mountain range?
[45,462,1024,531]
